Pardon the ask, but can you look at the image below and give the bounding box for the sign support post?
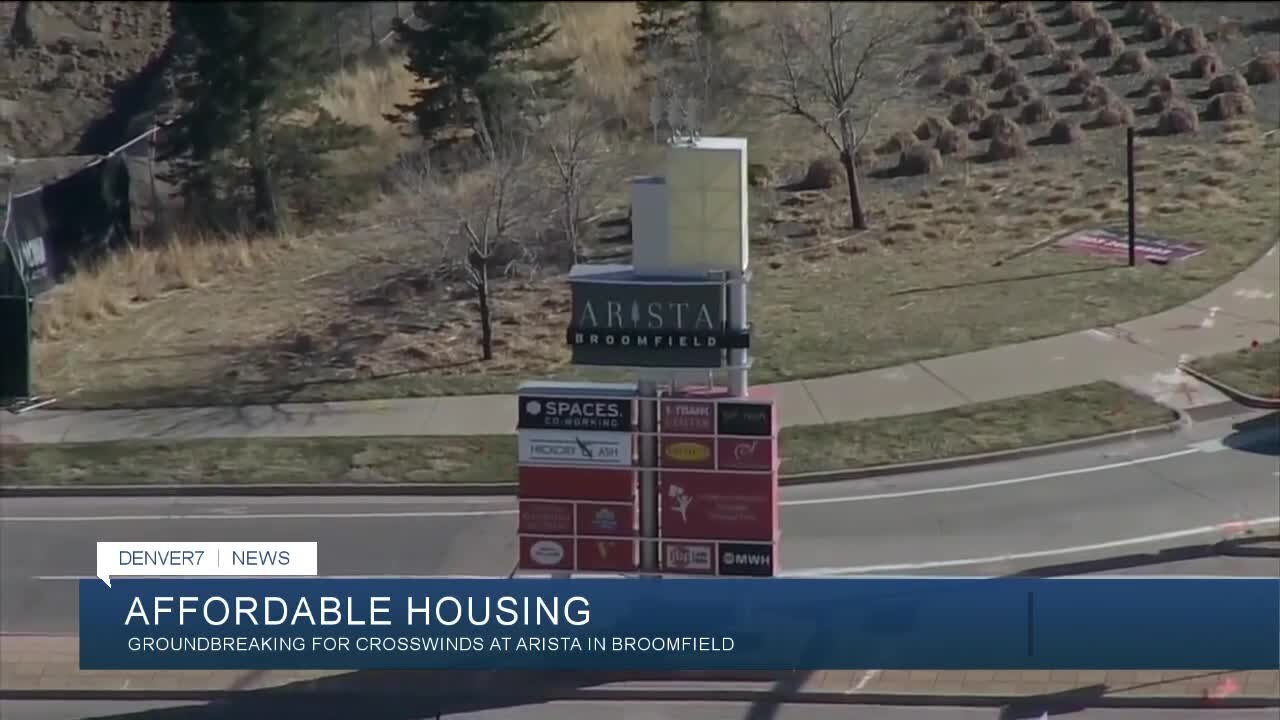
[638,378,659,572]
[728,271,749,398]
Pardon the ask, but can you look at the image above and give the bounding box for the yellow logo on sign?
[666,442,710,463]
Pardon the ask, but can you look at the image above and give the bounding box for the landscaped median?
[0,381,1177,490]
[1187,340,1280,401]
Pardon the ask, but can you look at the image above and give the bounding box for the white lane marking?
[852,669,881,691]
[1191,438,1231,453]
[781,448,1199,507]
[1,509,520,522]
[0,446,1222,523]
[786,516,1280,576]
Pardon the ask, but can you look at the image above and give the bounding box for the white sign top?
[632,136,749,276]
[95,542,318,587]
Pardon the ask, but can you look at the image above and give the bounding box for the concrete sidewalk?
[4,247,1277,445]
[1,635,1276,707]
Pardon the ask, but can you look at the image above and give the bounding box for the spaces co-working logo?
[518,395,633,432]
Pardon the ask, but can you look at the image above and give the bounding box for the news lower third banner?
[79,578,1279,671]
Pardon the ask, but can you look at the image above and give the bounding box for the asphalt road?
[2,699,1278,720]
[2,411,1276,633]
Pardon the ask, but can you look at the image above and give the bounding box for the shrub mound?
[1245,52,1280,85]
[1156,104,1199,134]
[1109,49,1153,75]
[1205,92,1257,121]
[948,98,990,125]
[1047,118,1085,144]
[896,145,945,176]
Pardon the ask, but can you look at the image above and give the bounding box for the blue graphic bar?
[79,578,1280,670]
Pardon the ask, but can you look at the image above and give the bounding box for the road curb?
[1179,364,1279,414]
[0,417,1187,498]
[0,686,1274,709]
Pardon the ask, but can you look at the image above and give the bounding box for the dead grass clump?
[1205,92,1257,121]
[960,32,996,55]
[1141,13,1180,40]
[979,49,1012,74]
[944,74,981,96]
[1212,149,1247,171]
[879,130,921,156]
[544,2,640,115]
[1019,97,1057,125]
[935,126,975,156]
[896,145,945,176]
[1089,31,1125,57]
[1245,52,1280,85]
[1060,1,1096,24]
[919,56,957,87]
[976,112,1020,140]
[1066,68,1100,94]
[914,115,956,141]
[1047,118,1086,144]
[1049,49,1085,75]
[1079,16,1113,40]
[1092,102,1135,128]
[942,14,985,41]
[1164,26,1209,56]
[1001,1,1035,24]
[314,54,417,140]
[1208,72,1249,96]
[1002,81,1037,106]
[991,65,1025,90]
[1143,92,1176,114]
[1023,32,1058,57]
[1109,49,1153,75]
[1123,2,1162,26]
[1139,73,1176,96]
[799,157,844,190]
[1188,53,1223,79]
[1083,83,1116,110]
[1012,16,1046,39]
[986,124,1029,161]
[1156,105,1200,134]
[948,97,990,125]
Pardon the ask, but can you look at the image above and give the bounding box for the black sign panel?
[517,395,634,432]
[716,401,773,437]
[569,279,727,368]
[717,542,774,577]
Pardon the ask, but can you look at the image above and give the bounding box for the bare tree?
[528,100,610,265]
[398,106,536,361]
[754,3,920,230]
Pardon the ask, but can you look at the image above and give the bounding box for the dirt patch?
[0,2,172,155]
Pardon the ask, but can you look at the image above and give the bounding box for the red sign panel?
[576,502,635,537]
[661,399,715,434]
[661,541,716,574]
[518,501,575,534]
[659,436,716,469]
[575,539,638,572]
[660,471,777,542]
[517,466,635,502]
[716,436,776,471]
[518,536,575,571]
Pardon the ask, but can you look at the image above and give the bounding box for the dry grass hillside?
[23,1,1280,409]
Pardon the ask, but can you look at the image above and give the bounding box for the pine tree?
[632,1,694,64]
[392,1,575,141]
[169,1,365,235]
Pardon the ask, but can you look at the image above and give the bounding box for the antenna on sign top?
[648,93,664,145]
[682,95,701,142]
[666,91,685,144]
